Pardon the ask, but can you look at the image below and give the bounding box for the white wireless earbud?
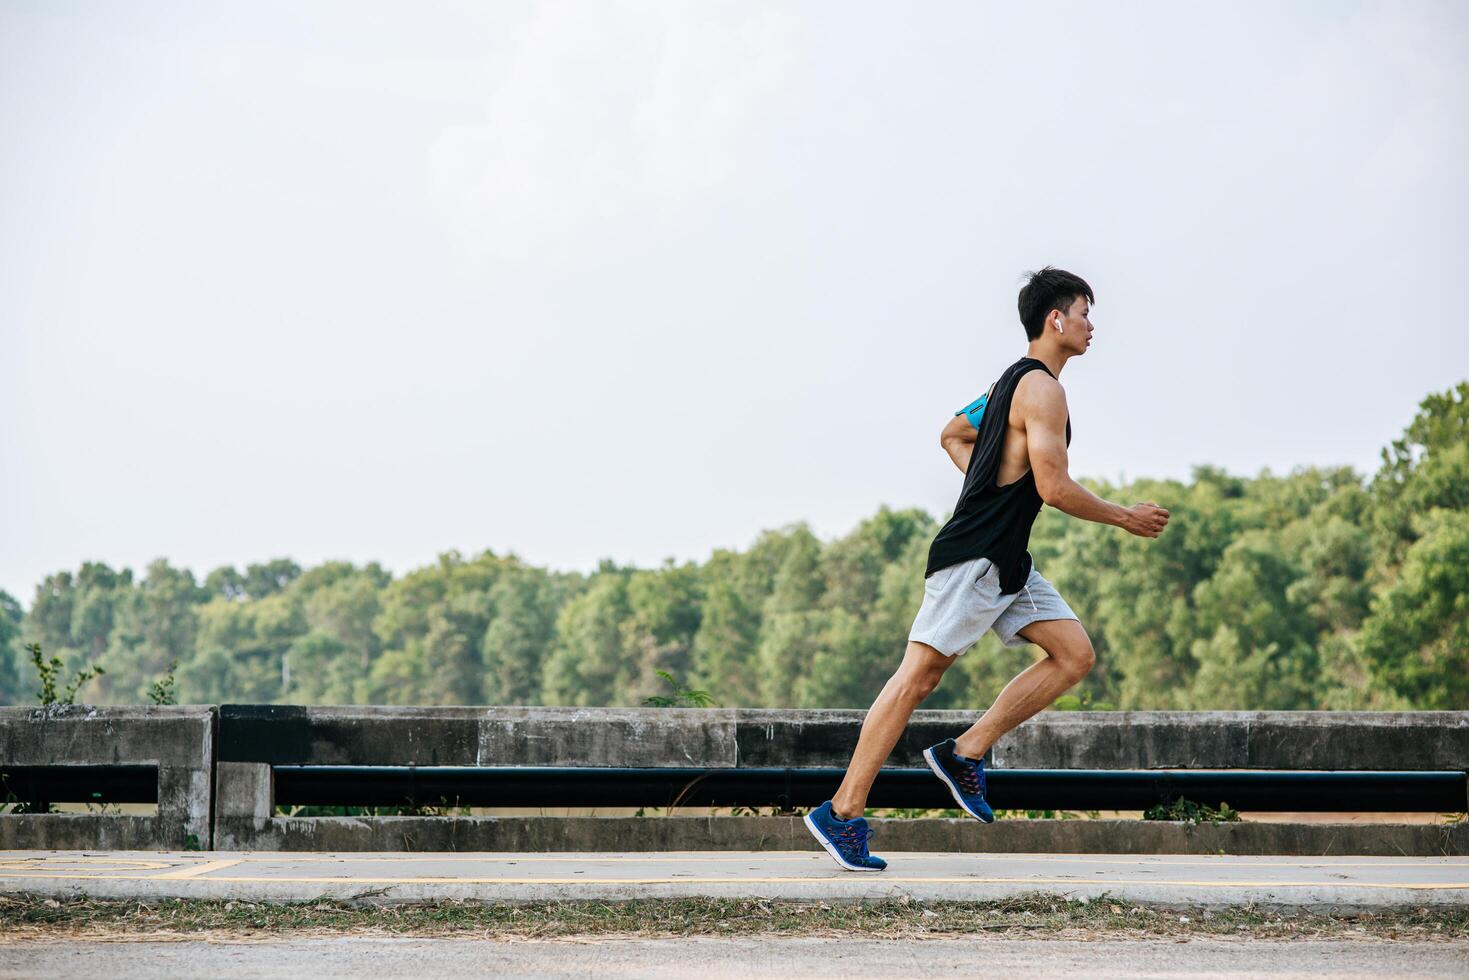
[1055,316,1064,334]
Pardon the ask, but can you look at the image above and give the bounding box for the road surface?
[4,935,1468,978]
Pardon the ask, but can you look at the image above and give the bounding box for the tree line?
[2,382,1464,711]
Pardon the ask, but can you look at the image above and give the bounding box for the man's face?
[1057,295,1094,354]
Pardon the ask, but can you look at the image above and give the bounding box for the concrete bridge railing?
[0,705,213,850]
[3,705,1467,854]
[213,704,1469,769]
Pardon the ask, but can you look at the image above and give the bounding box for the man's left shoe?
[803,800,888,871]
[923,738,995,823]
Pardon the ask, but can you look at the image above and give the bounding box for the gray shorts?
[908,554,1079,657]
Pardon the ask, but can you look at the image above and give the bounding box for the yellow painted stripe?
[152,859,245,879]
[0,859,171,872]
[185,854,830,864]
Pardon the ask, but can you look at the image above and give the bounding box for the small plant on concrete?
[1143,796,1240,823]
[642,670,715,708]
[405,797,473,817]
[990,807,1101,820]
[866,807,964,819]
[27,642,105,705]
[276,797,473,818]
[1052,690,1116,711]
[147,659,180,705]
[0,786,30,816]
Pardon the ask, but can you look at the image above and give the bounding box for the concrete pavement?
[3,850,1467,909]
[5,936,1469,979]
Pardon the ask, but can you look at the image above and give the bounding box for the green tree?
[819,506,931,617]
[751,609,828,709]
[619,561,703,704]
[420,590,494,704]
[1188,532,1317,708]
[542,573,631,706]
[794,607,884,707]
[800,520,936,709]
[106,559,206,702]
[1372,382,1469,564]
[297,563,390,702]
[368,550,508,704]
[482,570,561,705]
[23,563,132,702]
[181,592,305,703]
[753,526,824,707]
[244,559,303,599]
[0,590,22,704]
[689,572,760,705]
[1356,509,1469,709]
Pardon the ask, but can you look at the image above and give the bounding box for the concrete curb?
[209,815,1469,856]
[4,850,1467,912]
[12,875,1469,911]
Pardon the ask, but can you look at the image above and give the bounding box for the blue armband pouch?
[955,391,989,430]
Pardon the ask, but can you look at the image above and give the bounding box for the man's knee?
[1022,620,1092,681]
[1023,621,1095,681]
[1053,635,1095,681]
[890,641,952,701]
[893,665,944,701]
[891,659,948,701]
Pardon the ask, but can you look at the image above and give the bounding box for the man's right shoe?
[803,800,887,872]
[923,738,995,823]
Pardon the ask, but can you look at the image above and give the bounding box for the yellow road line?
[195,854,831,864]
[152,859,245,879]
[0,859,171,872]
[1,872,1466,889]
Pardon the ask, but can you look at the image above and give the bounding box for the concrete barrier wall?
[4,705,1467,852]
[0,705,214,850]
[991,710,1469,771]
[218,706,1469,771]
[217,705,742,767]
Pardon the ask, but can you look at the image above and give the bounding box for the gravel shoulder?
[3,895,1467,944]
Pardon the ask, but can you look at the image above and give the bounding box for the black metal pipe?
[4,763,1461,813]
[0,766,157,808]
[269,766,1468,813]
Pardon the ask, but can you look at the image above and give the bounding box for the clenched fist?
[1124,501,1170,538]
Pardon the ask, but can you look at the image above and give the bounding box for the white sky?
[3,1,1467,605]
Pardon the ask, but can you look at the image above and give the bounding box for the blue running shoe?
[803,800,887,872]
[923,738,995,823]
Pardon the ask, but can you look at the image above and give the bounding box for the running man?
[803,267,1170,871]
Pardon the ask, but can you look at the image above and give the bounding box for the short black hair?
[1017,266,1094,341]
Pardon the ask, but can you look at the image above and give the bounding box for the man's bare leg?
[830,641,955,820]
[951,618,1096,761]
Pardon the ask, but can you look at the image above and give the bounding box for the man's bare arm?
[940,413,978,473]
[1022,377,1170,538]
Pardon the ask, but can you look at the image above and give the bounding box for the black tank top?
[924,356,1071,594]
